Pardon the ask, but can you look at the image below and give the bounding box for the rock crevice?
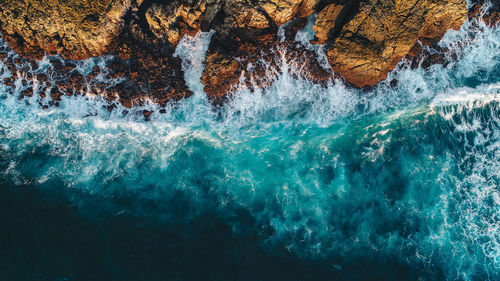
[0,0,492,107]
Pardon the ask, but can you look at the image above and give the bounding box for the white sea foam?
[0,9,499,280]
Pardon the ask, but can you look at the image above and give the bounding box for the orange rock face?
[0,0,324,106]
[201,18,332,101]
[145,1,206,46]
[0,0,481,107]
[201,52,241,98]
[314,0,468,88]
[0,0,136,60]
[312,4,343,45]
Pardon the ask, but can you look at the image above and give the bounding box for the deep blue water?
[0,13,499,281]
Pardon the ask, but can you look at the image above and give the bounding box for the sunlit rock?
[315,0,467,88]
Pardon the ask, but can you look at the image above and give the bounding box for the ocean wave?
[0,10,499,281]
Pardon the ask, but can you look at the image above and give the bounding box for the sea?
[0,7,499,281]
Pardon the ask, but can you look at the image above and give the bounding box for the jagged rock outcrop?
[313,0,467,88]
[145,1,206,46]
[0,0,325,103]
[201,52,240,99]
[469,0,500,27]
[201,18,331,102]
[0,0,195,107]
[312,3,343,45]
[0,0,139,60]
[200,1,321,98]
[0,38,191,109]
[0,0,485,108]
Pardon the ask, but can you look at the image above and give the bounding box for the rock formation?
[0,0,137,60]
[0,0,490,108]
[145,0,206,46]
[313,0,467,88]
[200,17,331,103]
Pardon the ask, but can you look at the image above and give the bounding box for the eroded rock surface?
[313,0,467,88]
[0,0,137,60]
[145,1,206,46]
[0,0,485,107]
[201,18,331,102]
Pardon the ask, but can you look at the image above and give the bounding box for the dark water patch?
[0,179,429,281]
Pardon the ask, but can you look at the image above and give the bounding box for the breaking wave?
[0,10,499,281]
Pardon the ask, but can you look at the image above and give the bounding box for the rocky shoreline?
[0,0,498,110]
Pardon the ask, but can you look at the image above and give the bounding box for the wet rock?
[88,66,101,79]
[201,52,241,98]
[202,19,331,100]
[0,0,479,106]
[20,87,33,98]
[406,1,498,71]
[3,78,13,87]
[107,30,193,107]
[50,87,63,101]
[36,74,48,82]
[468,2,500,27]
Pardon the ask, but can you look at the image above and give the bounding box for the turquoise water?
[0,13,499,281]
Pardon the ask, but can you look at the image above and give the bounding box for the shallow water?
[0,10,499,281]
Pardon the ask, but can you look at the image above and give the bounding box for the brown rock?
[468,3,500,27]
[315,0,467,88]
[0,0,475,107]
[201,21,332,100]
[201,52,241,98]
[221,0,317,30]
[50,87,64,101]
[297,0,321,18]
[225,1,271,29]
[20,87,33,98]
[145,1,206,46]
[36,74,48,82]
[0,0,137,60]
[259,0,304,26]
[312,4,343,44]
[3,78,13,87]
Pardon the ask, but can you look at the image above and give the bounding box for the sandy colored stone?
[296,0,321,18]
[223,0,315,29]
[201,52,241,97]
[223,0,271,28]
[145,1,206,46]
[312,4,343,44]
[317,0,467,88]
[0,0,137,60]
[259,0,303,26]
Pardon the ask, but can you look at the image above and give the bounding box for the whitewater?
[0,9,499,281]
